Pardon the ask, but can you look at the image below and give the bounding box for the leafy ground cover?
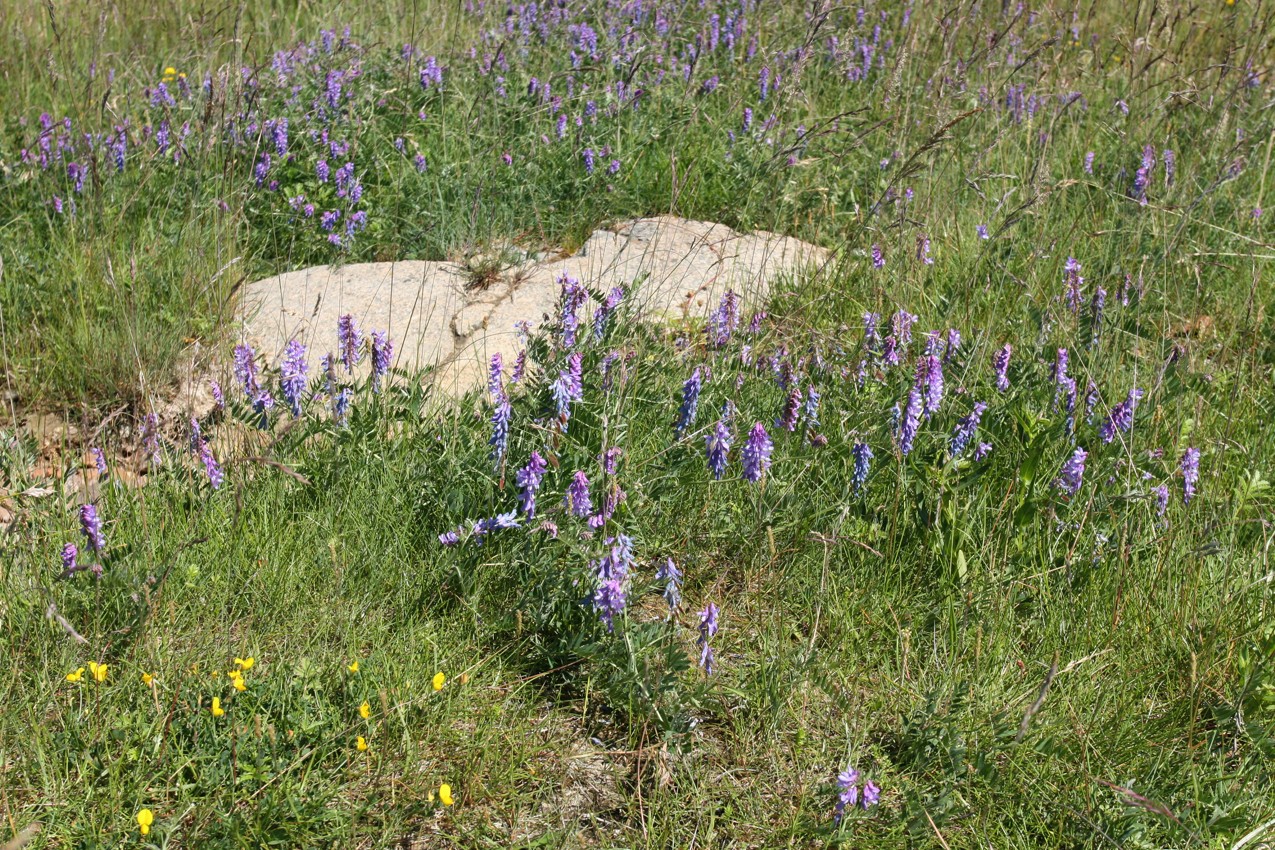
[1,1,1274,848]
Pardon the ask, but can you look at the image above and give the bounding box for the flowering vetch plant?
[833,764,880,823]
[1181,447,1200,504]
[741,422,773,483]
[697,602,719,675]
[591,535,634,632]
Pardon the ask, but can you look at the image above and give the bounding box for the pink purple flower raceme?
[1056,447,1088,496]
[1180,447,1200,504]
[1063,257,1084,313]
[777,386,802,431]
[516,452,548,517]
[233,343,261,398]
[852,442,872,494]
[656,558,681,615]
[489,396,512,466]
[60,543,79,577]
[279,339,308,416]
[565,471,593,517]
[675,367,703,437]
[833,765,880,823]
[705,416,732,479]
[950,402,988,458]
[993,344,1012,392]
[1100,388,1143,443]
[697,602,719,675]
[741,422,773,483]
[899,387,923,455]
[916,354,944,417]
[199,440,224,489]
[557,274,588,348]
[337,314,363,372]
[591,535,634,632]
[370,331,393,392]
[80,504,105,553]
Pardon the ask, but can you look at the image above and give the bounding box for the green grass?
[2,0,1275,847]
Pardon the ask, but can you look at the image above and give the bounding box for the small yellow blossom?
[163,67,176,77]
[355,735,368,751]
[88,661,108,683]
[141,672,154,686]
[66,667,85,683]
[211,697,225,717]
[347,661,360,674]
[234,656,255,671]
[136,808,154,836]
[230,672,247,692]
[432,672,446,691]
[359,701,371,719]
[439,783,454,806]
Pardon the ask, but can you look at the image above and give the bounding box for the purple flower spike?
[675,367,703,438]
[337,314,363,372]
[233,343,260,398]
[656,558,682,614]
[90,447,107,475]
[697,602,719,675]
[1064,257,1084,313]
[993,344,1012,392]
[950,402,988,458]
[199,440,224,489]
[834,764,880,824]
[489,398,512,466]
[516,452,548,517]
[777,387,802,431]
[871,244,885,269]
[917,355,944,417]
[565,471,593,517]
[1180,447,1200,504]
[61,542,79,576]
[899,388,923,455]
[852,442,873,494]
[592,535,634,632]
[741,422,773,483]
[80,504,105,553]
[1100,388,1144,443]
[370,331,393,392]
[1056,447,1088,496]
[280,339,308,417]
[705,417,732,480]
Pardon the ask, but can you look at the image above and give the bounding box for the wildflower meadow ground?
[1,1,1274,848]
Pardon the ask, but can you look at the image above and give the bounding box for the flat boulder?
[239,216,829,395]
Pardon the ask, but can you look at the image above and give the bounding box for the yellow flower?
[355,735,368,751]
[66,667,85,683]
[234,656,255,671]
[432,671,446,691]
[359,701,371,719]
[230,672,247,692]
[211,696,225,717]
[163,66,176,77]
[347,661,360,674]
[439,783,454,806]
[136,808,154,836]
[88,661,108,683]
[141,672,154,686]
